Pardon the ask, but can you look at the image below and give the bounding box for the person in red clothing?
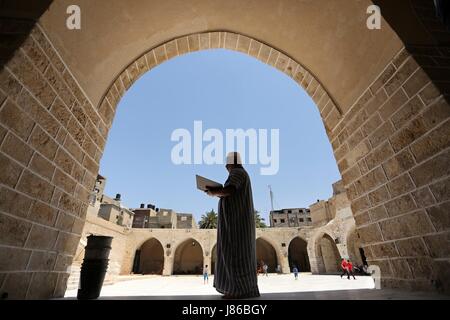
[347,260,356,280]
[340,258,349,279]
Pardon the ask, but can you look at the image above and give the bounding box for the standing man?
[206,152,260,299]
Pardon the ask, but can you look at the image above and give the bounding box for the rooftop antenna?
[268,185,274,212]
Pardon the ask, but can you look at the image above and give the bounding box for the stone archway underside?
[0,1,449,299]
[256,238,278,273]
[139,238,164,275]
[173,239,203,275]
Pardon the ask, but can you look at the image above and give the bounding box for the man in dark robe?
[206,152,260,299]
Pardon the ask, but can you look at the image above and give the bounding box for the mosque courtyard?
[64,274,448,300]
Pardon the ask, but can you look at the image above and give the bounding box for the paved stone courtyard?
[64,274,449,300]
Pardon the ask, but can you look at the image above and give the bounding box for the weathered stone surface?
[54,148,74,175]
[403,68,430,98]
[54,273,70,298]
[370,242,398,259]
[0,100,35,141]
[369,121,395,148]
[396,237,429,257]
[423,232,450,258]
[55,212,75,232]
[354,211,370,226]
[0,153,23,188]
[365,142,394,170]
[26,272,59,299]
[370,63,396,93]
[0,212,32,246]
[17,170,54,203]
[391,96,424,129]
[368,185,390,207]
[0,187,33,218]
[390,117,427,152]
[426,201,450,231]
[384,57,419,95]
[387,173,415,198]
[27,251,57,271]
[379,211,435,240]
[379,88,409,121]
[0,70,22,101]
[52,169,77,194]
[412,186,436,208]
[389,258,414,279]
[25,225,59,250]
[54,232,80,255]
[419,83,441,106]
[410,119,450,163]
[354,166,387,195]
[28,126,58,161]
[368,205,388,222]
[28,200,58,227]
[410,150,450,187]
[384,194,418,217]
[29,153,55,181]
[0,272,32,299]
[54,254,73,272]
[407,257,435,280]
[0,247,31,271]
[382,149,416,179]
[357,223,383,244]
[351,195,370,214]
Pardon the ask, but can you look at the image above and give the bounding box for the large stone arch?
[345,225,365,267]
[308,229,341,274]
[0,1,449,298]
[172,238,204,275]
[256,237,279,273]
[136,238,165,275]
[288,237,310,272]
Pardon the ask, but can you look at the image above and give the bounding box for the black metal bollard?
[77,235,113,300]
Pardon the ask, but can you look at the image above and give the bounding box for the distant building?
[270,208,312,228]
[132,204,196,229]
[309,180,348,228]
[87,175,134,228]
[97,194,134,228]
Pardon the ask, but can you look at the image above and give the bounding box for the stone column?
[163,252,173,276]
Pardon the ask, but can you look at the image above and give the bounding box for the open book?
[196,175,223,192]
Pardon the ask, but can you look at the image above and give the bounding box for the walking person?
[347,260,356,280]
[292,266,299,280]
[205,152,260,299]
[340,258,349,279]
[203,265,209,284]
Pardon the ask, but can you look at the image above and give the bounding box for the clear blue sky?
[100,49,341,224]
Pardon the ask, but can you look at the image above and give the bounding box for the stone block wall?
[331,47,450,292]
[0,24,104,299]
[0,23,449,298]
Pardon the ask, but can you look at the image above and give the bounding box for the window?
[299,218,304,222]
[307,218,312,222]
[273,219,277,223]
[287,210,292,213]
[280,219,285,223]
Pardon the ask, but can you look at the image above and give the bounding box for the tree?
[255,210,267,228]
[199,209,218,229]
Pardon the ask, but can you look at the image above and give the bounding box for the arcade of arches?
[0,0,449,299]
